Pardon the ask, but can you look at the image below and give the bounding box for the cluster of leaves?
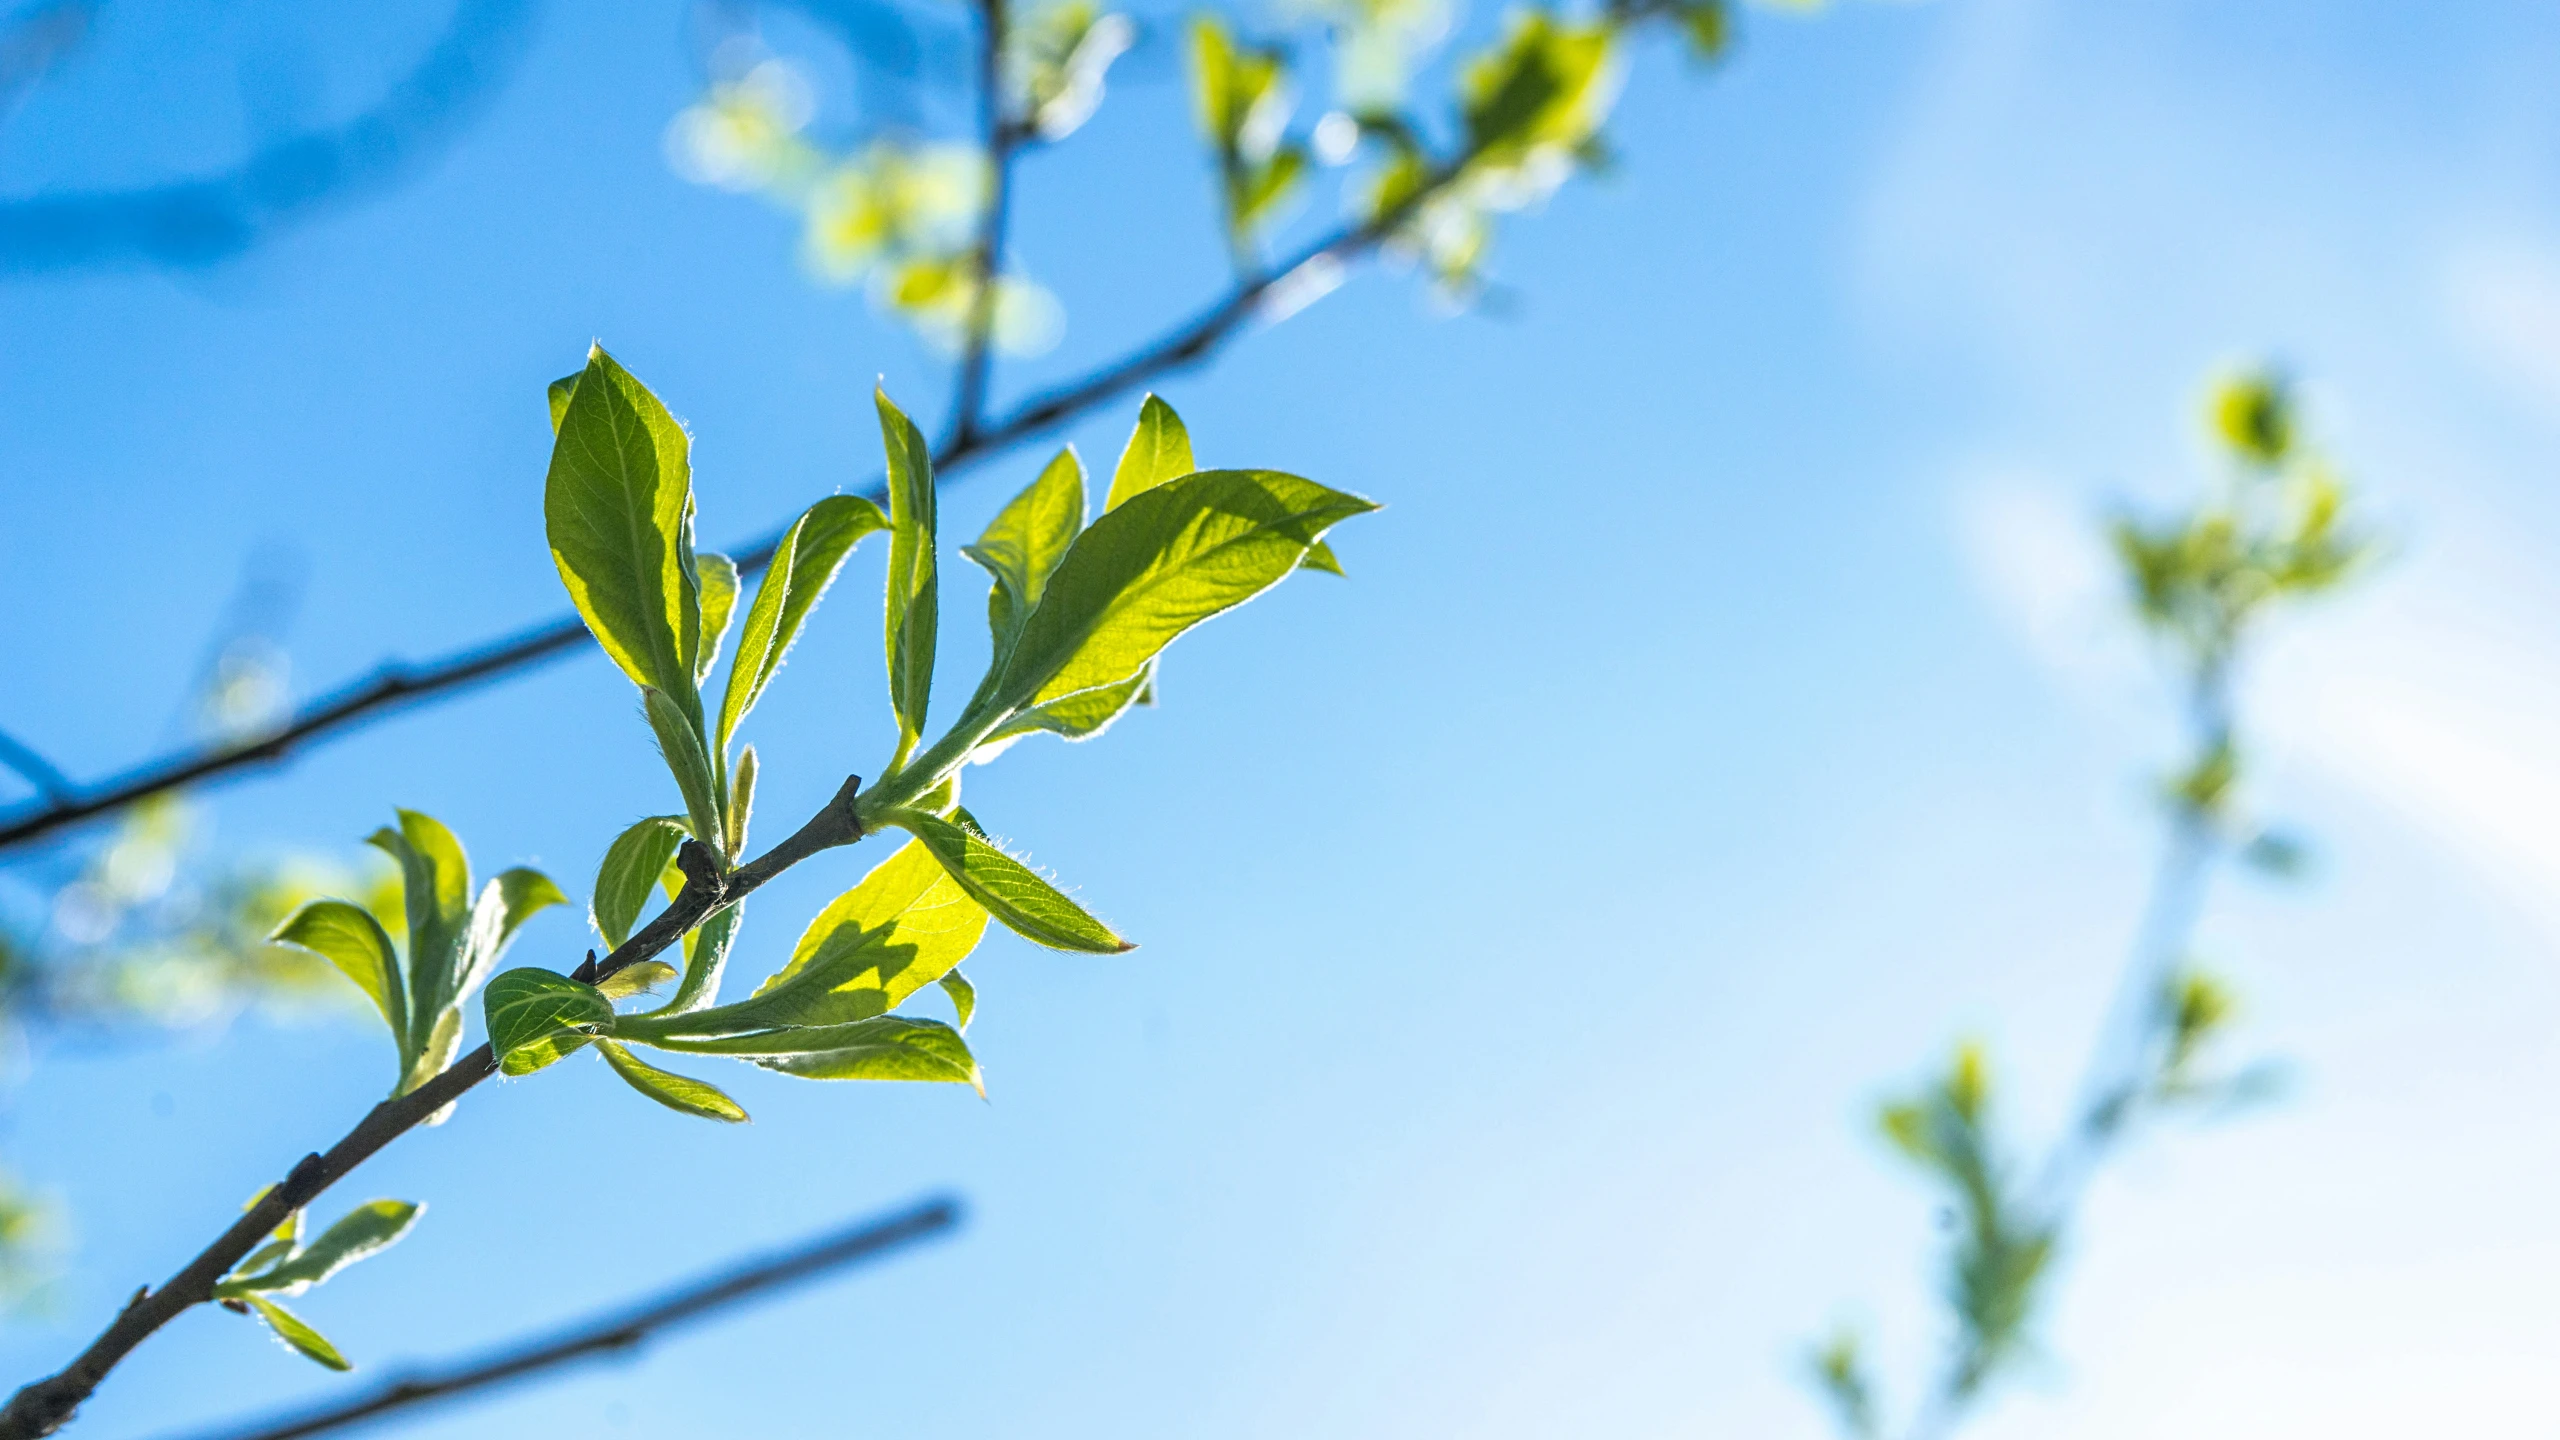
[210,1195,420,1370]
[1809,370,2371,1440]
[466,346,1369,1119]
[668,0,1776,343]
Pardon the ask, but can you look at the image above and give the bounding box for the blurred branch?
[0,729,70,805]
[0,145,1476,857]
[0,0,536,272]
[156,1196,961,1440]
[946,0,1019,448]
[0,3,89,118]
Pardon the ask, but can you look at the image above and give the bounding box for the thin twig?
[155,1197,960,1440]
[947,0,1019,448]
[0,151,1470,860]
[0,729,71,805]
[0,779,869,1439]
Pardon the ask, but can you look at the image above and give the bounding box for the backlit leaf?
[878,387,939,770]
[243,1297,348,1371]
[593,816,688,949]
[939,969,976,1031]
[757,1017,982,1093]
[896,809,1129,953]
[717,495,888,754]
[1105,395,1195,512]
[986,469,1376,715]
[644,686,725,861]
[599,1040,749,1122]
[695,552,740,683]
[545,346,703,700]
[964,446,1086,661]
[242,1201,421,1294]
[485,968,615,1076]
[269,900,408,1054]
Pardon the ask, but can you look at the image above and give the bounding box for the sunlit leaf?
[237,1201,421,1295]
[597,960,679,1000]
[598,1039,750,1122]
[644,686,725,860]
[593,816,688,949]
[878,387,939,770]
[545,345,704,701]
[1105,395,1195,512]
[269,900,408,1054]
[695,552,740,683]
[895,810,1129,953]
[756,1017,982,1093]
[242,1296,349,1371]
[939,968,976,1032]
[986,469,1376,715]
[716,495,889,754]
[964,446,1087,663]
[485,968,615,1076]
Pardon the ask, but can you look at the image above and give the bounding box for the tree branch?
[0,778,869,1439]
[947,0,1018,449]
[0,728,71,805]
[0,148,1471,859]
[155,1196,960,1440]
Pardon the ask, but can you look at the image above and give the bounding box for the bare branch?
[154,1197,960,1440]
[947,0,1021,448]
[0,728,71,805]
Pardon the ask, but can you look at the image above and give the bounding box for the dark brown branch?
[155,1197,960,1440]
[0,151,1469,859]
[0,778,868,1440]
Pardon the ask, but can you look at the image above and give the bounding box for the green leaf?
[939,969,976,1032]
[756,1017,983,1093]
[664,896,745,1015]
[546,371,581,435]
[963,447,1087,660]
[245,1200,422,1294]
[545,345,704,701]
[593,816,688,949]
[401,1007,463,1101]
[695,552,740,684]
[597,960,679,1000]
[1105,395,1195,512]
[878,387,939,771]
[633,840,985,1038]
[644,686,725,861]
[894,810,1130,953]
[368,809,472,1058]
[269,900,408,1056]
[726,743,758,858]
[1299,539,1343,575]
[243,1296,349,1371]
[978,662,1152,752]
[457,868,567,1010]
[717,495,887,754]
[598,1039,749,1122]
[986,469,1377,715]
[485,967,615,1076]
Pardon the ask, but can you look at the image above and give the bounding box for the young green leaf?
[592,816,688,949]
[716,495,889,755]
[643,686,725,860]
[546,371,581,435]
[878,387,939,770]
[726,743,758,858]
[663,897,746,1015]
[1300,539,1343,575]
[485,967,616,1076]
[597,960,679,1000]
[268,900,408,1055]
[963,446,1087,659]
[630,841,985,1038]
[239,1201,422,1294]
[987,469,1377,715]
[695,552,740,683]
[545,346,704,701]
[939,969,976,1032]
[893,810,1130,953]
[977,662,1152,752]
[1105,395,1195,512]
[402,1007,463,1101]
[598,1040,750,1122]
[754,1016,983,1093]
[456,867,568,1010]
[242,1296,350,1371]
[368,809,472,1061]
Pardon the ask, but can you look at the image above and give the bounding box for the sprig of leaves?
[213,1195,422,1371]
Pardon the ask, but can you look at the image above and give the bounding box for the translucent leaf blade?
[485,968,616,1076]
[544,346,702,699]
[898,811,1129,953]
[599,1039,749,1122]
[592,816,688,949]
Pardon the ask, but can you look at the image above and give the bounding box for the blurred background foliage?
[1810,370,2375,1440]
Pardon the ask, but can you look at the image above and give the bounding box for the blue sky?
[6,1,2560,1436]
